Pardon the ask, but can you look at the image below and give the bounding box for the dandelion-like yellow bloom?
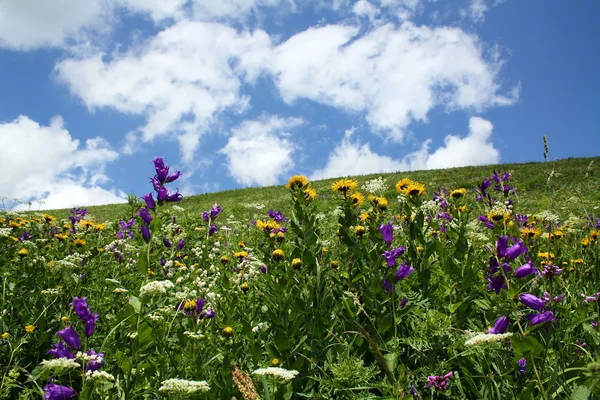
[25,325,36,333]
[54,233,68,241]
[582,238,591,247]
[238,241,247,248]
[350,192,365,207]
[329,260,339,268]
[457,205,467,213]
[73,239,86,247]
[571,259,584,265]
[1,332,9,340]
[487,210,507,223]
[519,226,541,239]
[222,326,234,337]
[61,316,70,322]
[286,175,309,190]
[8,236,18,242]
[234,251,249,260]
[291,258,303,269]
[183,299,196,311]
[549,229,564,240]
[590,230,599,241]
[240,282,249,293]
[17,248,28,256]
[449,188,467,200]
[332,178,359,194]
[538,252,555,259]
[271,358,281,367]
[220,256,230,264]
[272,249,285,260]
[395,178,414,193]
[303,187,317,201]
[276,231,285,242]
[9,221,21,228]
[94,223,106,231]
[359,212,371,222]
[354,225,366,236]
[80,220,95,229]
[42,214,56,223]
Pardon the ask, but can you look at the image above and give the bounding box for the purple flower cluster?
[117,218,135,239]
[517,358,527,375]
[177,298,215,322]
[267,209,288,223]
[44,377,76,400]
[426,371,453,391]
[520,294,556,326]
[201,204,222,236]
[488,315,510,334]
[486,236,533,294]
[474,171,515,206]
[68,207,87,233]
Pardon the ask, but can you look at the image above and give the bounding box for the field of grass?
[1,155,599,399]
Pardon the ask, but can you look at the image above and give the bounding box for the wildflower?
[85,371,115,381]
[252,367,299,382]
[57,326,81,350]
[426,371,453,391]
[272,249,285,260]
[395,261,414,281]
[1,332,9,340]
[18,248,28,256]
[48,342,75,359]
[520,294,547,311]
[232,363,260,400]
[350,192,365,206]
[234,251,248,260]
[488,316,509,334]
[517,358,527,375]
[291,258,303,269]
[271,358,281,367]
[330,260,339,268]
[240,282,249,293]
[220,255,230,264]
[354,225,366,236]
[42,214,56,223]
[405,182,426,197]
[520,226,541,239]
[41,358,80,370]
[286,175,309,189]
[25,325,36,333]
[399,297,408,309]
[449,188,467,199]
[222,326,234,338]
[78,349,104,371]
[382,246,406,267]
[465,332,513,347]
[332,178,358,195]
[139,280,174,297]
[527,310,555,326]
[542,264,562,276]
[141,193,155,210]
[513,261,539,278]
[43,378,76,399]
[381,279,392,293]
[395,178,414,193]
[303,187,317,201]
[73,239,86,247]
[159,378,210,394]
[379,222,394,243]
[140,224,151,242]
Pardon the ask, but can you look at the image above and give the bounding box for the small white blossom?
[465,332,513,347]
[113,288,129,294]
[361,177,387,194]
[139,280,175,297]
[159,378,210,393]
[184,331,205,340]
[86,370,115,381]
[41,288,59,295]
[253,367,299,382]
[41,358,80,370]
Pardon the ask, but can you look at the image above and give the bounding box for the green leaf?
[129,295,141,314]
[511,335,544,358]
[137,248,148,274]
[384,353,398,374]
[570,385,590,400]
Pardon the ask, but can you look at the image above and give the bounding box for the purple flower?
[157,186,168,202]
[488,316,509,334]
[381,279,392,293]
[165,170,181,184]
[70,297,91,321]
[514,262,538,278]
[140,225,151,243]
[260,265,267,274]
[478,215,494,229]
[83,349,104,371]
[542,264,562,276]
[153,156,166,172]
[399,297,408,309]
[141,193,155,210]
[138,208,152,225]
[382,246,406,267]
[527,310,555,326]
[200,308,215,319]
[395,261,414,281]
[426,371,453,391]
[177,239,185,250]
[487,275,507,295]
[210,205,223,220]
[267,209,286,222]
[165,190,183,203]
[56,326,81,350]
[517,358,527,375]
[379,222,394,243]
[196,298,207,315]
[520,294,547,311]
[47,342,75,359]
[84,314,99,337]
[43,379,76,400]
[209,224,218,235]
[163,237,171,248]
[504,241,527,261]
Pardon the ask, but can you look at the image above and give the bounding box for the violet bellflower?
[426,372,453,391]
[47,342,75,359]
[514,261,539,278]
[84,314,99,337]
[163,237,171,248]
[382,246,406,267]
[209,224,218,235]
[488,316,509,334]
[138,207,152,225]
[82,349,104,372]
[141,193,155,210]
[70,297,92,321]
[517,358,527,375]
[379,222,394,244]
[140,224,151,243]
[56,326,81,350]
[527,310,555,326]
[43,378,76,400]
[381,279,393,293]
[520,294,547,311]
[395,261,414,281]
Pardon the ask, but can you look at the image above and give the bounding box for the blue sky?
[0,0,598,210]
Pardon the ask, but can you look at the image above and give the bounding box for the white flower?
[86,370,115,381]
[252,367,299,382]
[113,288,128,294]
[361,177,387,194]
[105,278,121,284]
[159,378,210,393]
[76,351,104,364]
[41,288,59,295]
[184,331,205,340]
[41,358,80,370]
[139,280,174,297]
[465,332,513,347]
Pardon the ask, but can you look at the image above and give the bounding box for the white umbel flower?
[41,358,80,370]
[86,370,115,381]
[139,280,174,296]
[252,367,299,382]
[159,378,210,393]
[465,332,513,347]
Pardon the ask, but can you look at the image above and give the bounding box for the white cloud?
[0,115,125,210]
[55,21,272,163]
[189,0,294,22]
[352,1,380,20]
[311,117,500,179]
[220,116,303,186]
[0,0,108,50]
[269,22,517,142]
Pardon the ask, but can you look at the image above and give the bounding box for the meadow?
[1,155,599,399]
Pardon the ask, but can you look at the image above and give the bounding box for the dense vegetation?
[1,155,599,399]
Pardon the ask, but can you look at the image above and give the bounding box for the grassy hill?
[32,156,600,222]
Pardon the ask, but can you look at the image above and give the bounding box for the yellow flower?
[350,192,365,207]
[329,260,339,268]
[291,258,303,269]
[8,236,18,242]
[73,239,86,247]
[571,259,584,265]
[359,212,371,222]
[457,205,467,213]
[61,316,70,322]
[487,210,508,223]
[80,220,95,229]
[321,247,328,253]
[332,178,358,194]
[276,231,285,242]
[404,182,426,197]
[538,252,555,260]
[174,261,185,268]
[272,249,285,260]
[549,229,564,240]
[240,282,249,293]
[17,248,28,256]
[220,256,230,264]
[9,221,21,228]
[354,225,366,236]
[270,358,281,367]
[42,214,56,223]
[54,233,68,240]
[25,325,36,333]
[234,251,248,260]
[222,326,234,338]
[238,240,247,248]
[286,175,309,189]
[94,223,106,231]
[303,187,317,201]
[449,188,467,200]
[1,332,9,340]
[147,268,155,276]
[519,226,541,239]
[395,178,415,193]
[183,299,196,311]
[582,238,590,247]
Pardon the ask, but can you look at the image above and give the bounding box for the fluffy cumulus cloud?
[0,116,125,210]
[55,21,272,163]
[220,116,303,186]
[311,117,500,179]
[269,22,516,141]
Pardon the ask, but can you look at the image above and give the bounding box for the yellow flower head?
[240,282,249,292]
[94,223,106,231]
[303,187,317,201]
[183,299,197,311]
[449,188,467,200]
[404,182,426,197]
[234,251,249,260]
[329,260,339,268]
[395,178,415,193]
[354,225,366,236]
[73,239,86,247]
[9,221,21,228]
[18,248,28,256]
[276,231,285,242]
[222,326,234,338]
[61,316,70,322]
[42,214,56,223]
[487,210,508,223]
[519,226,541,239]
[54,233,68,241]
[238,241,247,248]
[25,325,36,333]
[270,358,281,367]
[286,175,309,190]
[272,249,285,260]
[332,178,358,194]
[1,332,9,340]
[220,255,230,264]
[350,192,365,207]
[291,258,303,269]
[80,220,95,229]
